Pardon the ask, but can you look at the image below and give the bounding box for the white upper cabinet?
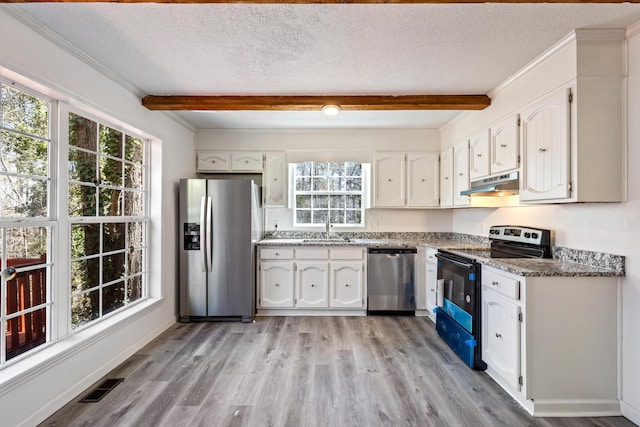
[197,150,262,172]
[230,151,262,172]
[374,152,439,208]
[407,153,440,207]
[197,151,230,172]
[439,147,454,208]
[374,152,405,207]
[490,114,520,175]
[519,88,571,202]
[453,140,470,207]
[263,151,287,207]
[469,130,491,179]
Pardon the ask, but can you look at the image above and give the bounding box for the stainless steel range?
[434,225,552,370]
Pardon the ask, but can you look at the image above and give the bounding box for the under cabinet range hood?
[460,171,519,197]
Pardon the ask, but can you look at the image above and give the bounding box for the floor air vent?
[80,378,124,403]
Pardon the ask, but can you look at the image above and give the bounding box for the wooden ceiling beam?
[141,95,491,111]
[1,0,638,3]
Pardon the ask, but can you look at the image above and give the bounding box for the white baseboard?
[531,399,621,417]
[621,401,640,426]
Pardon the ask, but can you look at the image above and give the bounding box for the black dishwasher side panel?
[367,248,417,312]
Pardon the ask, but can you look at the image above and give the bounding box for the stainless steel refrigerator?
[179,179,263,322]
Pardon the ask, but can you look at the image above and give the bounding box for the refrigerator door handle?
[200,196,207,272]
[206,195,213,273]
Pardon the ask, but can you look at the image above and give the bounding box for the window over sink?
[292,161,366,227]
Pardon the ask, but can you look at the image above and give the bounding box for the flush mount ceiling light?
[322,105,340,116]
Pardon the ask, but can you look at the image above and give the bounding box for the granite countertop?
[257,232,625,278]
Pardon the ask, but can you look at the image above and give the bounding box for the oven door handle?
[435,253,475,269]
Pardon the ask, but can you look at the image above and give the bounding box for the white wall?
[198,128,452,232]
[0,9,195,427]
[443,29,640,424]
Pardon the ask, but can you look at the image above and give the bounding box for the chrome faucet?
[325,214,331,239]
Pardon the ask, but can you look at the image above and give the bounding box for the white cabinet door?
[469,130,491,179]
[440,147,453,207]
[407,152,439,207]
[197,151,230,172]
[231,151,262,172]
[491,115,520,174]
[482,288,521,391]
[330,262,363,308]
[295,262,329,308]
[264,152,287,207]
[453,141,470,207]
[520,88,571,202]
[425,259,438,322]
[259,261,294,308]
[374,153,405,207]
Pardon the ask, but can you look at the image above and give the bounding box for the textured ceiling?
[8,3,640,129]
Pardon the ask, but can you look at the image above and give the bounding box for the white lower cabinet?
[425,250,438,322]
[330,262,364,308]
[295,262,329,308]
[259,262,294,308]
[482,288,521,391]
[258,246,366,313]
[481,265,619,416]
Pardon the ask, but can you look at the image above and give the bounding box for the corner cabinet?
[258,246,366,315]
[374,152,439,208]
[263,151,287,207]
[481,265,619,416]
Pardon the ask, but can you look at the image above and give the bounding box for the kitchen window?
[293,161,365,227]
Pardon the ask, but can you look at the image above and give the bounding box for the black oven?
[435,250,485,370]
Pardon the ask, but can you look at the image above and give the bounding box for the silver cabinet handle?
[539,148,547,153]
[492,281,499,286]
[500,144,507,148]
[495,333,502,338]
[275,283,280,287]
[477,154,482,157]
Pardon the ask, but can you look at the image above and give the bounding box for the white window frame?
[291,161,367,228]
[0,80,56,365]
[0,77,151,367]
[64,107,150,331]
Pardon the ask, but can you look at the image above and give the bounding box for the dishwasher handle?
[368,247,417,255]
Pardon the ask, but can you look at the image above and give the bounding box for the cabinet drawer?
[482,267,520,300]
[231,152,262,171]
[296,248,329,260]
[260,248,294,260]
[330,248,364,260]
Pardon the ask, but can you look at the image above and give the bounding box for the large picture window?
[293,161,364,227]
[0,83,53,363]
[0,78,151,365]
[68,113,147,330]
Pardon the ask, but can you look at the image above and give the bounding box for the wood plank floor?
[40,316,635,427]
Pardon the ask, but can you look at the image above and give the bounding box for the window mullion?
[54,101,71,340]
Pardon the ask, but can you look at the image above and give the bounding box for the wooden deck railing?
[5,254,47,360]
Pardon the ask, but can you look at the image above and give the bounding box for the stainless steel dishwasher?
[367,247,417,312]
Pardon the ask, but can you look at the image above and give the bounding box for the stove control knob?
[531,232,538,239]
[524,232,531,238]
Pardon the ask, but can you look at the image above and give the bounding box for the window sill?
[0,296,164,397]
